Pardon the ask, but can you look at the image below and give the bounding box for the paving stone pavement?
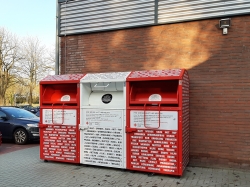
[0,145,250,187]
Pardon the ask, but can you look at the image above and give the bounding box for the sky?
[0,0,56,50]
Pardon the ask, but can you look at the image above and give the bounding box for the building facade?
[57,0,250,169]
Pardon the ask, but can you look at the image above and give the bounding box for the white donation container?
[79,71,131,169]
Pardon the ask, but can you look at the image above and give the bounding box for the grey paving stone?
[1,146,250,187]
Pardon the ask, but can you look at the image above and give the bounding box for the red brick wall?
[60,15,250,169]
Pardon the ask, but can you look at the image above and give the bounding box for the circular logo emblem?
[102,94,112,104]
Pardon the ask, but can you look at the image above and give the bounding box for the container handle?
[52,103,65,125]
[143,103,161,129]
[129,85,133,101]
[94,82,110,88]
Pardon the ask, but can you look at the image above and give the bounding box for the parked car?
[0,131,2,146]
[35,106,40,111]
[35,110,40,117]
[17,105,39,114]
[0,107,39,145]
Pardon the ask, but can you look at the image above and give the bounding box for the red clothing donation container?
[39,74,85,163]
[126,69,189,176]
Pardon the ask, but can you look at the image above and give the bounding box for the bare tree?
[17,36,54,105]
[45,47,55,74]
[0,28,22,105]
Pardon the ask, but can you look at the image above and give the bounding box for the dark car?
[18,105,38,114]
[0,131,2,146]
[35,110,40,117]
[0,107,39,145]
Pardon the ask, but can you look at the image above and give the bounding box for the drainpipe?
[55,0,60,75]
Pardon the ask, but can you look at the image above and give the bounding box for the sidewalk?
[0,145,249,187]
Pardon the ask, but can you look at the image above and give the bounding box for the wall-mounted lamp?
[219,18,231,35]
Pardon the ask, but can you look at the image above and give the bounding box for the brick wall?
[60,15,250,169]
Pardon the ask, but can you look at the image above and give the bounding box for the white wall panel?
[59,0,155,35]
[58,0,250,35]
[158,0,250,23]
